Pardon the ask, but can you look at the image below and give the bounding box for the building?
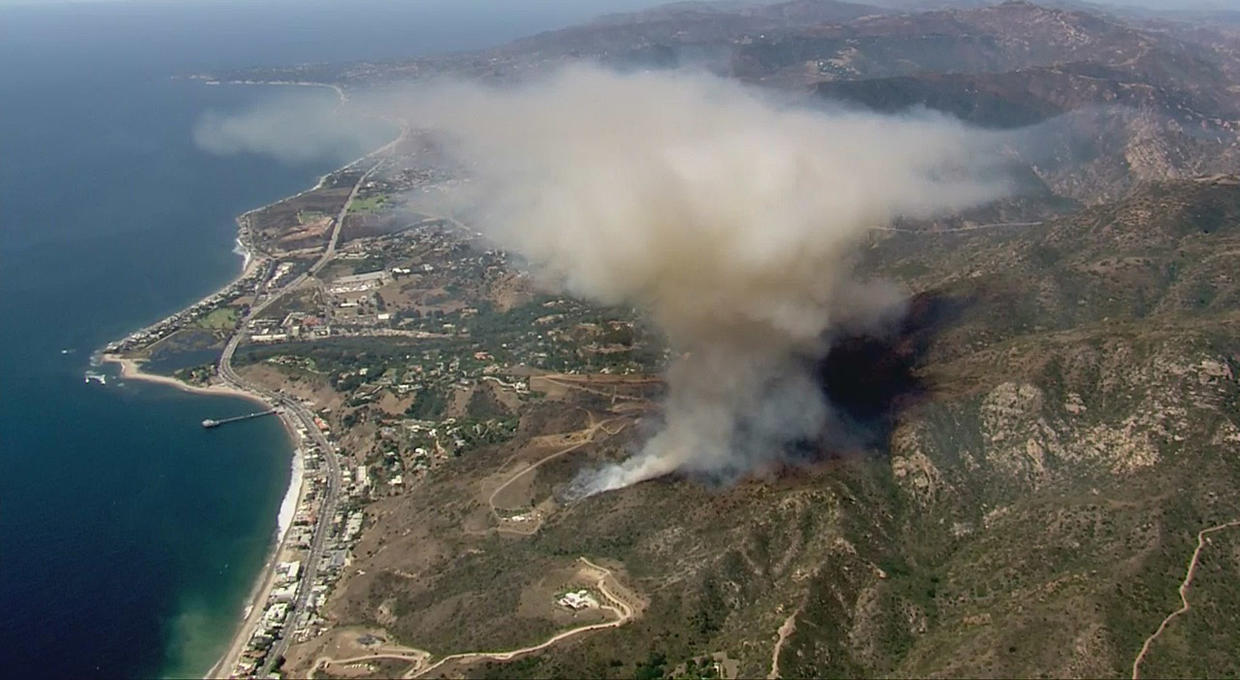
[328,270,389,294]
[276,560,301,582]
[557,590,599,610]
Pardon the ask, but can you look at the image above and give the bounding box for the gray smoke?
[401,66,1013,494]
[194,88,392,164]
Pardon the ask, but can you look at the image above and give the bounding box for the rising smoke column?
[400,66,1011,494]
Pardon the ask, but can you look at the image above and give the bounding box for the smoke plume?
[399,66,1012,494]
[194,88,393,164]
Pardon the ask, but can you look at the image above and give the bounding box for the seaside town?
[98,127,665,678]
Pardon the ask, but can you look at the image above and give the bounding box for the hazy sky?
[0,0,1231,9]
[864,0,1235,10]
[0,0,674,78]
[0,0,666,10]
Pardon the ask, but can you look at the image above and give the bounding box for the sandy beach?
[206,427,306,680]
[98,81,406,678]
[102,354,267,404]
[101,352,310,679]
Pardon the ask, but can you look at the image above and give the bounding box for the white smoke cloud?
[392,66,1014,494]
[196,67,1015,493]
[194,89,392,164]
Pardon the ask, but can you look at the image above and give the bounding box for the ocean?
[0,1,661,676]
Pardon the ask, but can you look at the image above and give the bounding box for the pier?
[202,409,278,429]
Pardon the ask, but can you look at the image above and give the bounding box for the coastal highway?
[255,158,383,309]
[213,160,381,674]
[231,356,339,659]
[216,325,341,674]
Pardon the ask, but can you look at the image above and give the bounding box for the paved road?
[254,159,382,308]
[217,333,341,674]
[214,161,380,675]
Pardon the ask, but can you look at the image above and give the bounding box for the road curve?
[213,161,380,676]
[403,557,634,679]
[311,557,634,679]
[487,418,627,535]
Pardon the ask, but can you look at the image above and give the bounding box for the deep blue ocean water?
[0,48,350,680]
[0,1,661,677]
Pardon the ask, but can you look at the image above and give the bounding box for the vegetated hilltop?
[500,0,882,60]
[812,174,1240,679]
[781,1,1240,203]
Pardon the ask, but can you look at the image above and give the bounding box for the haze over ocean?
[0,1,660,676]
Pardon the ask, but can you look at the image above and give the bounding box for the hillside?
[499,177,1240,678]
[285,178,1240,679]
[211,3,1240,678]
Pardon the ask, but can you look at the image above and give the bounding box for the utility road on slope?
[767,609,800,680]
[310,558,635,679]
[487,416,627,535]
[868,221,1044,234]
[1131,519,1240,679]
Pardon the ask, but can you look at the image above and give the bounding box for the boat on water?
[83,371,107,385]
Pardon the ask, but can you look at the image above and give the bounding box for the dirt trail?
[312,558,634,678]
[487,417,627,535]
[406,557,633,678]
[313,649,432,678]
[767,608,800,679]
[869,221,1044,234]
[542,375,653,403]
[1131,519,1240,679]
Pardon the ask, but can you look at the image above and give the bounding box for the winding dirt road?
[313,650,431,678]
[407,557,632,678]
[312,557,634,679]
[1131,519,1240,679]
[487,415,627,535]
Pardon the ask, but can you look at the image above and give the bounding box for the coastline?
[205,432,306,679]
[205,409,306,680]
[100,351,309,680]
[98,78,405,679]
[102,354,265,404]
